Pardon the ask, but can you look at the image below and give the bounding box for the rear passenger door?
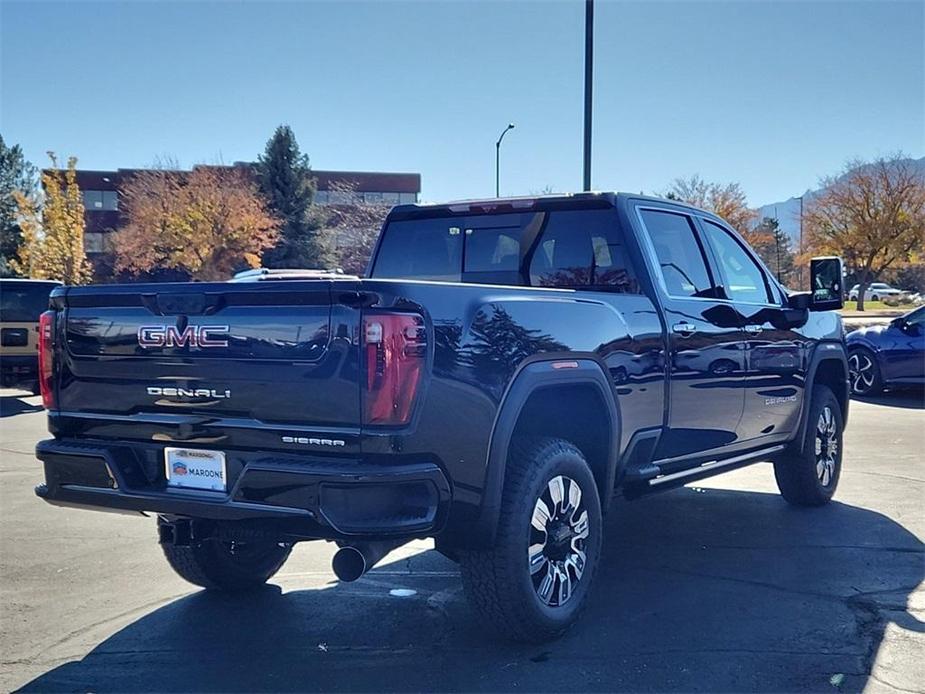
[635,207,746,461]
[697,219,806,444]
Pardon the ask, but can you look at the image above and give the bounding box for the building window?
[382,192,400,204]
[399,193,417,204]
[83,191,103,209]
[314,190,329,204]
[84,232,105,253]
[82,190,118,211]
[364,192,383,203]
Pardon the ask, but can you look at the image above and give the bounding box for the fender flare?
[471,358,621,546]
[794,343,850,453]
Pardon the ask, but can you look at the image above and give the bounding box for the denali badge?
[147,386,231,399]
[137,324,229,349]
[281,436,346,447]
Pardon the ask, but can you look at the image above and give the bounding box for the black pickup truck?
[35,193,849,641]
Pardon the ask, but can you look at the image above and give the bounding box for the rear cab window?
[0,281,60,322]
[636,209,717,299]
[371,207,641,293]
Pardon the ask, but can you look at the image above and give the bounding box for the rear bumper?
[1,354,37,381]
[35,439,451,540]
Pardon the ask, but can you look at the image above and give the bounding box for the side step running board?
[624,444,786,499]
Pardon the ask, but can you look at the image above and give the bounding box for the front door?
[635,207,746,460]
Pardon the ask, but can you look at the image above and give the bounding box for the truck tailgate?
[56,281,360,430]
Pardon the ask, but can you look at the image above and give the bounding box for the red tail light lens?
[363,313,426,426]
[38,310,55,410]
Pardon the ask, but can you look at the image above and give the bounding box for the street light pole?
[582,0,594,191]
[495,123,515,197]
[798,195,804,286]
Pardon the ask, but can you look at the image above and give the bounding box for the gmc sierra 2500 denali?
[35,193,849,641]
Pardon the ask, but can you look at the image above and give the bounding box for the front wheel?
[160,521,292,591]
[773,385,843,506]
[848,347,882,395]
[459,438,603,642]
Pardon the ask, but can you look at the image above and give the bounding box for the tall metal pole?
[798,195,804,286]
[495,123,515,197]
[582,0,594,191]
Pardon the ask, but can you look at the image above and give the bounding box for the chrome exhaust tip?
[331,539,409,582]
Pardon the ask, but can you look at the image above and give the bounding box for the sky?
[1,0,923,207]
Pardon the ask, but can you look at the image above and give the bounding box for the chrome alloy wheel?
[528,475,589,607]
[848,352,875,394]
[814,405,839,487]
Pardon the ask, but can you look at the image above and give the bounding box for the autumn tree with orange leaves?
[803,155,925,311]
[114,166,279,281]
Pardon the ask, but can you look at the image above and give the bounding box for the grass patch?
[841,300,913,313]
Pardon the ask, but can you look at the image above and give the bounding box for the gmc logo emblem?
[137,325,229,349]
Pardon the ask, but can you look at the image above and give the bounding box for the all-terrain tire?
[773,385,843,506]
[459,437,603,642]
[160,527,292,590]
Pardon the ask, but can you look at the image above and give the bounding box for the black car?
[33,193,849,641]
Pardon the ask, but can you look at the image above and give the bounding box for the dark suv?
[34,193,849,641]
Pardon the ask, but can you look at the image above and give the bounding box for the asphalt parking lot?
[1,389,922,693]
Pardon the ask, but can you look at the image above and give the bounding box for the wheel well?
[510,384,613,501]
[813,358,848,420]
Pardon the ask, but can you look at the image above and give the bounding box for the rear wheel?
[773,385,843,506]
[848,347,882,395]
[159,522,292,591]
[459,438,602,642]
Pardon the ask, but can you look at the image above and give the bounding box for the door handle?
[744,324,763,336]
[672,322,697,337]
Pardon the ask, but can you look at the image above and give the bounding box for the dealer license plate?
[164,447,227,492]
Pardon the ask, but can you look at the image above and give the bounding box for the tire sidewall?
[508,446,603,632]
[805,388,844,501]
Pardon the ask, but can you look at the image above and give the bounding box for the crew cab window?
[639,209,715,298]
[528,209,640,292]
[700,220,772,304]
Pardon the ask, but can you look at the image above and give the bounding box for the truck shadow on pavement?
[0,393,43,418]
[18,487,924,693]
[852,388,924,410]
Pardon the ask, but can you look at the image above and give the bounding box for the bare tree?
[317,182,392,275]
[665,175,757,235]
[803,155,925,310]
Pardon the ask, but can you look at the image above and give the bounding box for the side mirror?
[809,256,844,311]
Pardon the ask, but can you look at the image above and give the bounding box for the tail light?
[362,312,426,426]
[38,310,55,410]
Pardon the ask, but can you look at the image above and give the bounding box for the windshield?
[0,282,59,322]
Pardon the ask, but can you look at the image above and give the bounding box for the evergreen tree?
[257,126,336,269]
[753,217,795,286]
[0,135,38,277]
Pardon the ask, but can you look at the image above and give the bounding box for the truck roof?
[387,191,718,221]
